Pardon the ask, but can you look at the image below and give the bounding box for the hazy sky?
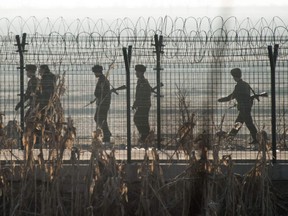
[2,0,288,8]
[0,0,288,21]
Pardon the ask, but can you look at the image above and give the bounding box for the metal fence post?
[123,46,132,162]
[153,34,164,149]
[268,44,278,163]
[15,33,27,149]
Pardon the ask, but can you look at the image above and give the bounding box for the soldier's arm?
[15,80,32,110]
[25,78,38,100]
[218,93,234,102]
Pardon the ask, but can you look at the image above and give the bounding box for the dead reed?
[0,79,287,216]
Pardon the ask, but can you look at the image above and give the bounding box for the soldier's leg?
[134,109,142,136]
[94,107,99,123]
[140,107,150,140]
[101,120,111,142]
[243,112,258,142]
[228,112,244,137]
[97,106,111,142]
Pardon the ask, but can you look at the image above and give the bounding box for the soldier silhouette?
[92,65,112,145]
[15,64,40,149]
[15,64,40,119]
[38,64,56,111]
[132,64,152,145]
[218,68,258,145]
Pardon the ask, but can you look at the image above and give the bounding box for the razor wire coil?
[0,16,288,67]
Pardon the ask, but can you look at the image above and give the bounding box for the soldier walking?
[38,64,56,111]
[15,64,40,149]
[218,68,258,145]
[132,64,152,144]
[15,64,40,119]
[92,65,112,144]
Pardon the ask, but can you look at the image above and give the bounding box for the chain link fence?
[0,16,288,161]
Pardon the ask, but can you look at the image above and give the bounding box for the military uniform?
[133,65,151,142]
[25,76,40,118]
[15,65,40,120]
[218,68,258,143]
[92,65,111,143]
[38,65,56,110]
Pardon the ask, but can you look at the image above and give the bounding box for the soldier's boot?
[249,133,259,145]
[103,131,112,147]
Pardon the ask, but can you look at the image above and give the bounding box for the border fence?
[0,16,288,162]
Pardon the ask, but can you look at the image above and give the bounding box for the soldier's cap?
[135,64,146,73]
[25,64,37,72]
[230,68,242,78]
[40,64,50,72]
[92,65,103,73]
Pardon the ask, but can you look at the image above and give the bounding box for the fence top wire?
[1,16,287,35]
[1,16,288,66]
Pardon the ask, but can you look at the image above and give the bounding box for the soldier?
[218,68,258,145]
[92,65,112,144]
[15,64,40,119]
[15,64,40,149]
[38,64,56,110]
[132,64,152,144]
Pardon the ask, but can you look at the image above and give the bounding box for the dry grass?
[0,132,288,215]
[0,79,287,215]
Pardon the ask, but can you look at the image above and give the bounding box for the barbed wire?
[1,16,287,146]
[0,16,288,66]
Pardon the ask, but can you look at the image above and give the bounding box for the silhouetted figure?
[31,65,57,148]
[132,64,151,144]
[38,64,56,111]
[15,64,40,119]
[218,68,258,144]
[92,65,111,144]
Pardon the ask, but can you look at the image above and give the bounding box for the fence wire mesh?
[0,16,288,161]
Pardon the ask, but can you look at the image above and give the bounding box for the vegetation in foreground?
[0,75,287,216]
